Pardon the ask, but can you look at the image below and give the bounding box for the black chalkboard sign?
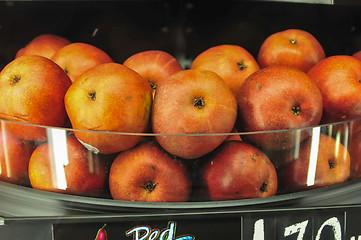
[48,206,361,240]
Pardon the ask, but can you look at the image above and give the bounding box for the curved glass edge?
[0,117,360,206]
[0,116,360,136]
[1,177,361,215]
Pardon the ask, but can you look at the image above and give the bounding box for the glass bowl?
[0,117,360,212]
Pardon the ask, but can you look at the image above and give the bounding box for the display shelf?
[1,177,361,218]
[1,1,361,239]
[2,202,361,239]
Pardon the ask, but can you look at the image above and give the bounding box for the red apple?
[352,50,361,61]
[237,65,323,150]
[0,124,34,185]
[278,133,350,193]
[263,148,297,170]
[191,44,260,96]
[28,134,109,197]
[152,69,238,159]
[51,42,113,82]
[15,34,71,59]
[109,140,191,202]
[200,141,277,201]
[348,118,361,136]
[65,63,152,154]
[308,55,361,124]
[257,29,325,72]
[348,129,361,179]
[0,55,72,141]
[123,50,183,98]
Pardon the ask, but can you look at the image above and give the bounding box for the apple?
[0,124,34,186]
[152,69,238,159]
[278,133,350,193]
[348,129,361,179]
[65,63,152,154]
[352,50,361,61]
[257,29,325,72]
[123,50,183,98]
[237,65,323,150]
[109,140,191,202]
[51,42,113,82]
[28,134,109,197]
[348,118,361,136]
[15,33,71,59]
[191,44,260,96]
[200,140,277,201]
[308,55,361,124]
[262,148,296,170]
[0,55,72,141]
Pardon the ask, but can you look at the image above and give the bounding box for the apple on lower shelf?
[109,140,192,202]
[199,140,278,201]
[0,125,34,186]
[28,135,109,197]
[277,133,350,193]
[347,130,361,180]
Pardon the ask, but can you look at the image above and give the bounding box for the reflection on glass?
[293,129,301,160]
[47,128,68,190]
[1,124,10,178]
[334,125,349,164]
[0,117,359,203]
[307,126,320,187]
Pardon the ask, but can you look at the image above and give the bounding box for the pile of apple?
[0,29,361,202]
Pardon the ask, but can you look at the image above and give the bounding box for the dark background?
[1,1,361,239]
[1,0,361,69]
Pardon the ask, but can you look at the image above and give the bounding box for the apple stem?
[149,81,157,90]
[143,181,157,193]
[289,39,297,44]
[64,66,70,75]
[328,159,335,169]
[237,60,248,71]
[292,106,301,116]
[260,182,268,192]
[9,75,21,85]
[193,96,205,109]
[88,90,96,101]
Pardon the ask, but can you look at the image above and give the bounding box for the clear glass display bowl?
[0,117,360,210]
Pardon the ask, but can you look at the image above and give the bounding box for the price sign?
[51,206,361,240]
[53,217,241,240]
[345,207,361,240]
[243,209,344,240]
